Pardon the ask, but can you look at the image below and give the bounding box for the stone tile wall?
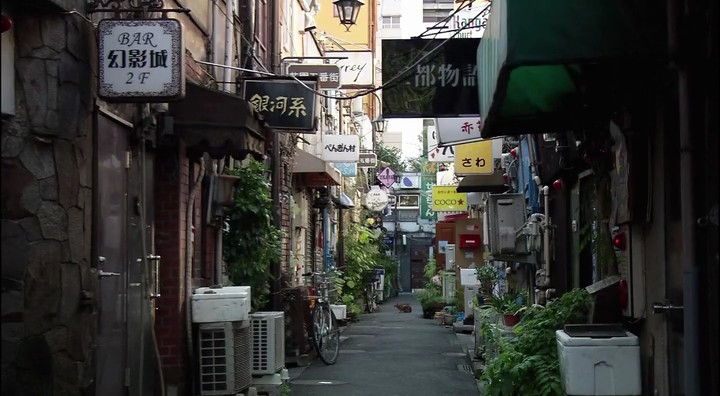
[1,13,96,396]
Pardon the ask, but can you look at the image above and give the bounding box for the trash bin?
[556,324,641,395]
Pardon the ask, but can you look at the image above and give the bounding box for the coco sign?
[431,185,468,212]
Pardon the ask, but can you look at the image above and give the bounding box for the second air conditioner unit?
[197,321,252,395]
[250,312,285,375]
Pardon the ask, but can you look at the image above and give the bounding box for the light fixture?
[1,15,12,33]
[552,179,563,191]
[333,0,364,31]
[372,116,387,134]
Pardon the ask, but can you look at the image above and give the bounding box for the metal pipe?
[667,0,700,392]
[541,185,551,287]
[244,0,255,70]
[269,0,282,311]
[223,0,234,92]
[215,158,225,284]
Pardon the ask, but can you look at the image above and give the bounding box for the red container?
[503,314,521,327]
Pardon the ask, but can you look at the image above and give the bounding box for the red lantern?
[552,179,563,191]
[1,15,12,33]
[510,147,518,158]
[612,233,627,251]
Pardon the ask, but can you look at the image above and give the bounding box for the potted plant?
[476,265,500,304]
[492,290,526,327]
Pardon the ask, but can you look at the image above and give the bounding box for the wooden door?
[410,246,428,289]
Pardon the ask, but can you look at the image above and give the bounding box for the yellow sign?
[454,140,493,175]
[431,186,468,212]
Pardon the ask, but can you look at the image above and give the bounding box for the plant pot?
[503,313,521,327]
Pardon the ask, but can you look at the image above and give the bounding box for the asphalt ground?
[288,292,479,396]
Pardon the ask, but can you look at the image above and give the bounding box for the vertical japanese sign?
[381,38,481,117]
[98,19,184,101]
[420,159,437,221]
[427,125,455,162]
[243,77,318,130]
[322,134,360,162]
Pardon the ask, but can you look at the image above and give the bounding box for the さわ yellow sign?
[454,140,494,175]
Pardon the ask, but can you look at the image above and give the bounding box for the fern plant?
[481,288,591,396]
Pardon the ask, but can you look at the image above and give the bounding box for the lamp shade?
[372,116,387,134]
[333,0,364,31]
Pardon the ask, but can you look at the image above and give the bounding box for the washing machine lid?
[556,324,639,346]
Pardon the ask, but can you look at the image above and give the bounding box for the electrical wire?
[196,1,491,102]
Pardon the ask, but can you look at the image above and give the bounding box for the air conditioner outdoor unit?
[250,312,285,375]
[197,321,252,395]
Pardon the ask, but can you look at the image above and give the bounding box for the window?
[382,15,401,29]
[254,0,268,66]
[397,195,420,208]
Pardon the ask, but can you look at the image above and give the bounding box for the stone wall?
[1,13,96,396]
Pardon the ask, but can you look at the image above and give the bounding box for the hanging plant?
[223,159,282,311]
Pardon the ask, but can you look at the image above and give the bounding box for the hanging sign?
[98,19,185,101]
[427,125,455,162]
[399,174,421,189]
[378,167,396,187]
[242,77,318,131]
[334,162,358,177]
[432,186,468,212]
[454,140,494,175]
[436,116,484,146]
[381,38,481,117]
[358,152,378,168]
[322,134,360,162]
[324,50,374,88]
[454,138,504,176]
[287,64,341,90]
[365,185,390,212]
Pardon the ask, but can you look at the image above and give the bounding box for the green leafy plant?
[223,159,282,311]
[491,290,526,316]
[481,288,592,396]
[337,224,383,316]
[280,382,291,396]
[476,265,500,299]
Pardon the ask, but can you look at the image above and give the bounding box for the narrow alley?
[289,293,478,396]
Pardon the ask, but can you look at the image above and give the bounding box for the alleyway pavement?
[288,293,479,396]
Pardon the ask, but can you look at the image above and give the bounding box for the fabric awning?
[476,0,648,138]
[293,149,342,187]
[332,193,355,209]
[169,82,267,159]
[456,172,508,193]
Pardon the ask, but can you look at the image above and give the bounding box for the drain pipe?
[215,158,225,285]
[667,0,700,393]
[222,0,234,92]
[536,186,551,289]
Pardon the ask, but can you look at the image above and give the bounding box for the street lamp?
[372,116,388,134]
[333,0,364,31]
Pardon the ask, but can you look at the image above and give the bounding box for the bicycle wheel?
[311,304,340,365]
[364,283,374,313]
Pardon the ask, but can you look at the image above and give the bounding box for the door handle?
[652,302,684,314]
[98,270,121,278]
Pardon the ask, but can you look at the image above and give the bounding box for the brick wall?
[154,141,189,385]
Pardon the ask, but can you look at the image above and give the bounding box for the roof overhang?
[476,0,649,138]
[293,149,342,187]
[456,171,509,193]
[169,82,267,159]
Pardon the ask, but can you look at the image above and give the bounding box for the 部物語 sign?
[322,134,360,162]
[98,19,185,101]
[381,38,481,118]
[243,77,318,131]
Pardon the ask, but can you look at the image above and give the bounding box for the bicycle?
[303,271,340,365]
[363,269,381,313]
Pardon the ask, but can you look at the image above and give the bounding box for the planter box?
[330,304,347,320]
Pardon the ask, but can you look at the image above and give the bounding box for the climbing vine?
[223,159,283,311]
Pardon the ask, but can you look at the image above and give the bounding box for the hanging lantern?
[333,0,364,31]
[372,116,387,134]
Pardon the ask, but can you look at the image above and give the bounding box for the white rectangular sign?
[436,116,484,146]
[98,19,184,101]
[322,134,360,162]
[427,125,455,162]
[325,51,374,88]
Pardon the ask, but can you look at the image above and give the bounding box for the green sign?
[420,159,437,221]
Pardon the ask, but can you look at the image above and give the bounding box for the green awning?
[477,0,647,138]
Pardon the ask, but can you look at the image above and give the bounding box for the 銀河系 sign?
[98,19,185,101]
[243,77,318,131]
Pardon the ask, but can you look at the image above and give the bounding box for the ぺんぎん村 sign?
[322,134,360,162]
[431,186,468,212]
[98,19,185,101]
[243,77,318,131]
